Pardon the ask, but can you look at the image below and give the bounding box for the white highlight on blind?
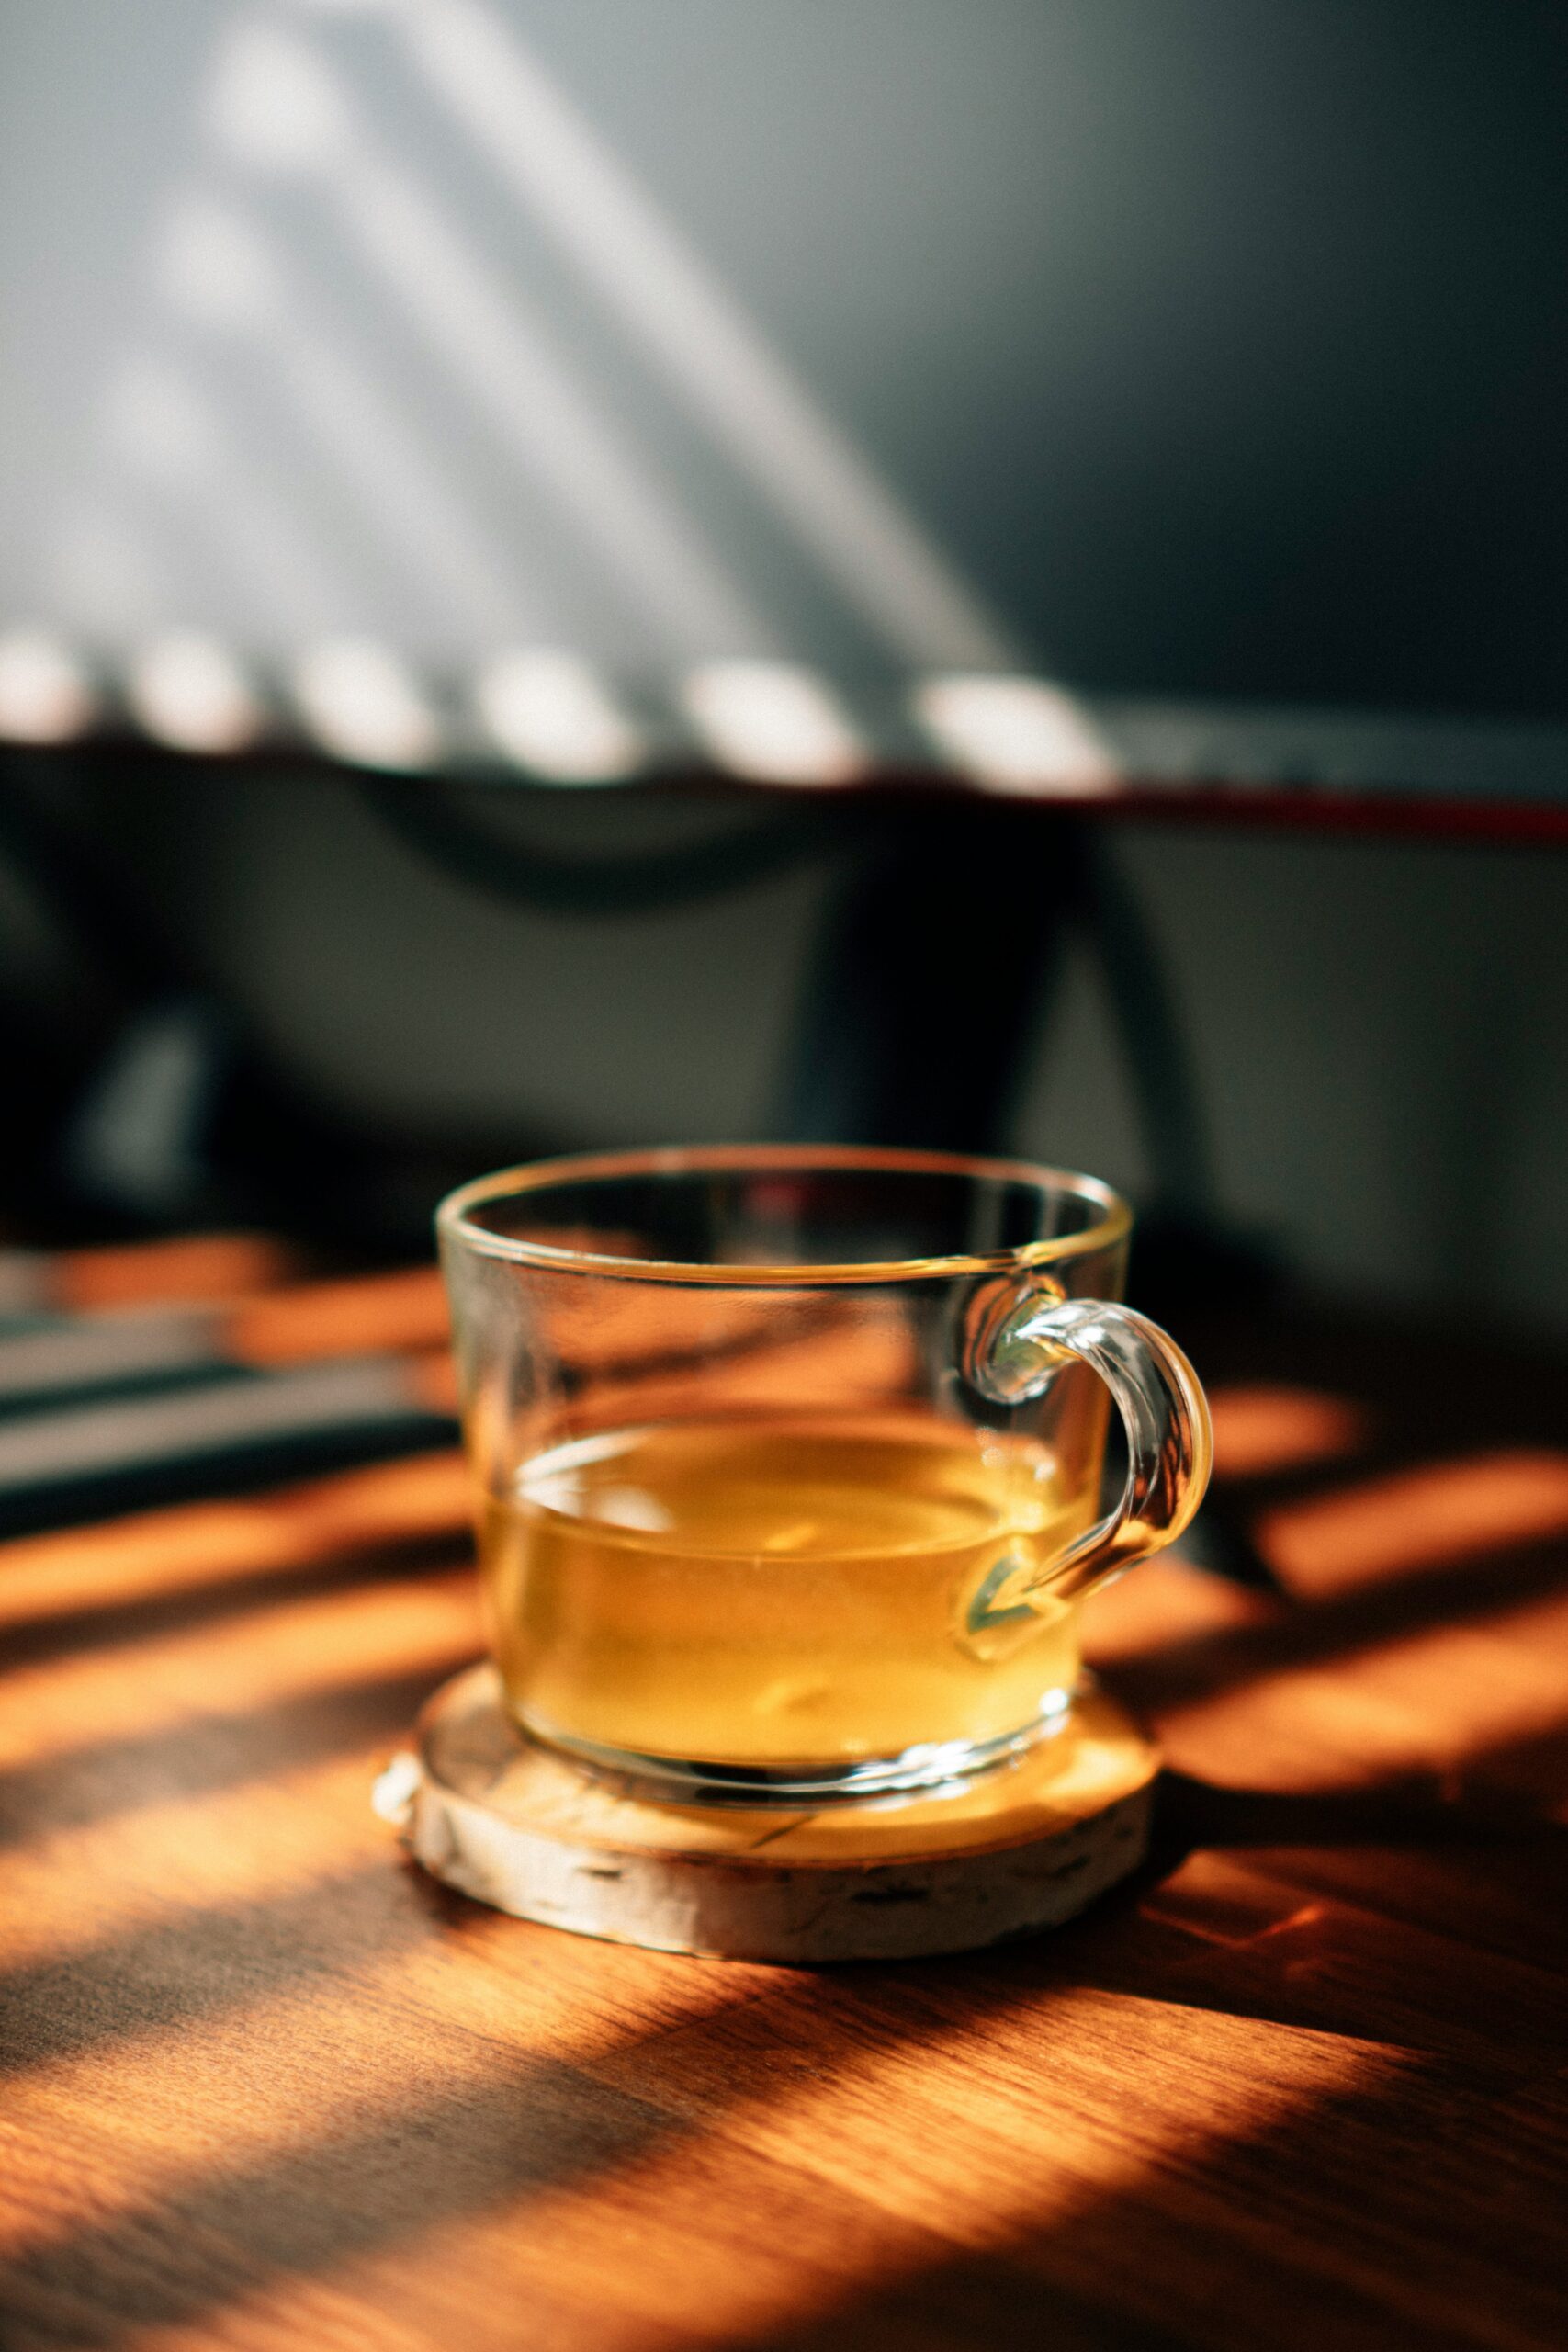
[292,638,440,769]
[682,662,867,786]
[0,629,96,743]
[914,675,1122,795]
[478,650,642,784]
[127,630,264,754]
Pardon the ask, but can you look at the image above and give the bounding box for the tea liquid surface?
[481,1415,1090,1770]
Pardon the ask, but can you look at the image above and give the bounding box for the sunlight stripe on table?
[1144,1586,1568,1798]
[1258,1448,1568,1594]
[1206,1384,1369,1482]
[0,1911,780,2267]
[0,1928,1387,2346]
[0,1743,456,1967]
[400,1994,1399,2352]
[0,1452,470,1630]
[0,1574,479,1770]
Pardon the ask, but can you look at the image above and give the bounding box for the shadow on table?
[4,1303,1568,2346]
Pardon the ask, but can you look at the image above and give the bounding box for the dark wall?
[4,0,1566,712]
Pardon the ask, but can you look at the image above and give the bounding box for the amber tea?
[480,1414,1095,1780]
[441,1148,1211,1801]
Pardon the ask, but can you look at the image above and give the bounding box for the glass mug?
[437,1146,1212,1804]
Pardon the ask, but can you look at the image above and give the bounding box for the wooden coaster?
[374,1663,1158,1963]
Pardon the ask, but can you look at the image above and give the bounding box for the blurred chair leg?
[773,801,1280,1590]
[1073,832,1217,1232]
[773,803,1080,1152]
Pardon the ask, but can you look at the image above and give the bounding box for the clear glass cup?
[437,1145,1212,1804]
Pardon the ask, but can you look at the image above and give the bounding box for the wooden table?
[3,1261,1567,2351]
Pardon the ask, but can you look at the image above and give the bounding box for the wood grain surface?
[2,1270,1565,2351]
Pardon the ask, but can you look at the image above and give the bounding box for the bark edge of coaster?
[375,1662,1158,1963]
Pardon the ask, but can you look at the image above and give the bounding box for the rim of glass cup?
[436,1143,1132,1287]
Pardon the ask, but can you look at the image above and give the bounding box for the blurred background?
[2,0,1566,1330]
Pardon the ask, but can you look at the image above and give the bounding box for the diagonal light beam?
[206,19,776,659]
[46,503,173,638]
[102,350,358,640]
[154,193,544,647]
[371,0,1022,671]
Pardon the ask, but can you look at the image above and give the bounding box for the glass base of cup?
[514,1683,1078,1808]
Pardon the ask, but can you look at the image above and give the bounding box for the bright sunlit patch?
[99,354,349,632]
[104,356,222,485]
[1082,1555,1276,1668]
[291,639,440,770]
[154,198,281,331]
[0,629,96,743]
[0,1577,478,1778]
[915,674,1122,795]
[204,20,351,175]
[48,509,168,639]
[1257,1449,1568,1597]
[682,661,866,786]
[1207,1385,1369,1480]
[127,630,264,754]
[477,649,641,783]
[230,1263,451,1366]
[59,1231,299,1312]
[0,1450,468,1637]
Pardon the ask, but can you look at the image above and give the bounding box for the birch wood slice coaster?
[375,1662,1158,1963]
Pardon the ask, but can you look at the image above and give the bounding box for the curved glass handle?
[971,1289,1213,1603]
